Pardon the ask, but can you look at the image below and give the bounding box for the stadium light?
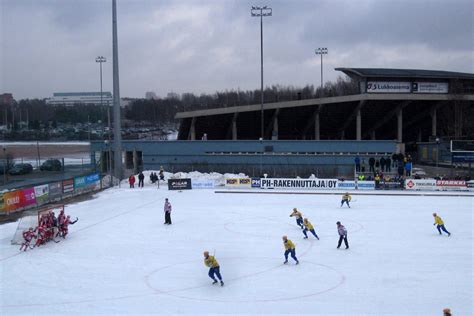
[315,47,328,97]
[95,56,112,181]
[251,5,272,141]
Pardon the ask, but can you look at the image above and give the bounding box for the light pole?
[436,137,440,169]
[315,48,328,96]
[104,140,112,187]
[2,147,6,185]
[251,5,272,141]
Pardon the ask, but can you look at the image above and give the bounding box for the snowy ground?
[0,177,472,315]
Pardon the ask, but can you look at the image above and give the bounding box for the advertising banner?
[34,184,49,204]
[357,181,375,190]
[405,179,437,190]
[63,179,74,194]
[225,178,252,188]
[467,181,474,192]
[21,188,37,207]
[168,178,192,190]
[49,182,62,199]
[337,181,356,190]
[381,181,402,189]
[2,191,22,212]
[74,176,87,189]
[85,173,100,184]
[192,179,215,189]
[367,81,411,93]
[436,180,467,191]
[260,178,338,189]
[251,178,262,188]
[2,188,37,212]
[412,82,448,94]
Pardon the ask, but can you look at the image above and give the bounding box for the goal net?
[11,204,65,245]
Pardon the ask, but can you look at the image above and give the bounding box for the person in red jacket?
[35,225,47,247]
[129,175,136,188]
[20,228,36,251]
[60,215,78,238]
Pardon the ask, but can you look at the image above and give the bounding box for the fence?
[0,172,102,215]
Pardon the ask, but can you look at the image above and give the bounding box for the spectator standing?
[138,172,145,188]
[405,161,412,177]
[397,163,404,177]
[129,175,136,188]
[369,157,375,173]
[385,157,391,172]
[374,173,381,189]
[354,156,361,172]
[392,153,398,168]
[164,198,172,225]
[159,166,165,181]
[380,157,386,172]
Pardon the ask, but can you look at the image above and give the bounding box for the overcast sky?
[1,0,473,100]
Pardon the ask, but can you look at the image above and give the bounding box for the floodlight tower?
[251,5,272,140]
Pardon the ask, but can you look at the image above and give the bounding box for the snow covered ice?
[0,174,472,315]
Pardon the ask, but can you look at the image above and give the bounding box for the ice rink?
[1,180,472,315]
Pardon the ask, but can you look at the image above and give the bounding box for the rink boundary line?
[214,190,473,197]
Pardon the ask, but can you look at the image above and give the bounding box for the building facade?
[46,92,113,106]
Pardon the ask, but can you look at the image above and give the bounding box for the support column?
[232,116,238,140]
[272,115,278,140]
[340,130,345,140]
[188,117,196,140]
[417,129,422,142]
[430,107,437,137]
[371,130,376,140]
[133,150,138,174]
[356,109,362,140]
[397,107,403,142]
[315,112,320,140]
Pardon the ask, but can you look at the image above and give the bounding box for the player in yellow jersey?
[203,251,224,286]
[290,208,304,229]
[341,192,352,208]
[282,235,299,265]
[433,213,451,236]
[302,218,320,240]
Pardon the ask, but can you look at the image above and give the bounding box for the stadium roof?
[335,68,474,80]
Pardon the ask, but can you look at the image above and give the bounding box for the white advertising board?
[436,180,468,191]
[337,181,356,190]
[405,179,437,191]
[357,181,375,190]
[192,179,215,189]
[367,81,411,93]
[412,82,448,94]
[260,178,338,189]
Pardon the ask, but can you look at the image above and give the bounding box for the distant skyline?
[1,0,473,100]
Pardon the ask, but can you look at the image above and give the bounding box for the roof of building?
[335,68,474,80]
[53,92,113,97]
